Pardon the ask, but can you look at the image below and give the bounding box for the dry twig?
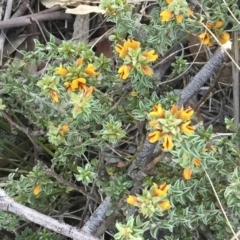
[0,188,99,240]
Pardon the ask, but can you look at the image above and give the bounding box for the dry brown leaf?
[66,5,105,14]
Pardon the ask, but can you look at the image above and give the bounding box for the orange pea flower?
[193,158,201,166]
[60,124,69,133]
[142,65,153,76]
[176,14,184,23]
[76,58,83,66]
[33,185,41,195]
[50,90,59,103]
[83,86,94,98]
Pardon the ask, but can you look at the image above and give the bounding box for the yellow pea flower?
[149,104,165,118]
[176,14,184,23]
[199,32,211,46]
[178,107,194,121]
[126,195,139,205]
[187,9,194,16]
[149,120,160,129]
[123,39,141,50]
[56,66,68,76]
[180,121,194,134]
[33,185,41,196]
[64,81,75,92]
[142,50,158,62]
[115,44,128,58]
[153,182,170,197]
[160,10,174,22]
[148,130,162,143]
[163,134,173,150]
[159,200,171,210]
[218,32,230,44]
[183,168,192,180]
[118,65,131,80]
[72,78,87,90]
[85,64,99,76]
[215,20,223,29]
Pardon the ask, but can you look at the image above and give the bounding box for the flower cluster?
[199,20,230,46]
[147,104,194,151]
[160,0,193,23]
[56,58,98,94]
[37,58,98,104]
[115,39,158,79]
[126,183,171,217]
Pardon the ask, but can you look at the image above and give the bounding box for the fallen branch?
[178,48,228,106]
[82,197,111,234]
[0,8,72,30]
[91,46,229,238]
[0,188,99,240]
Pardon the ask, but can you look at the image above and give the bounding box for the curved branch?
[0,188,99,240]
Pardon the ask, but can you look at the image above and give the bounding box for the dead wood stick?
[178,48,227,106]
[0,11,72,30]
[0,188,99,240]
[0,0,14,65]
[82,197,111,234]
